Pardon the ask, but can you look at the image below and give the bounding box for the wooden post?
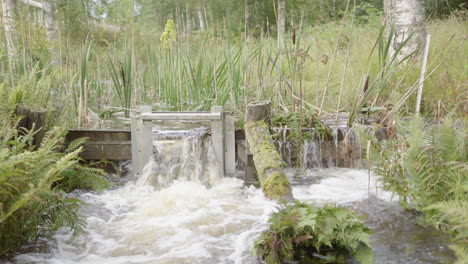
[131,105,152,177]
[224,114,236,176]
[245,101,293,201]
[211,106,225,177]
[16,104,47,148]
[416,34,431,114]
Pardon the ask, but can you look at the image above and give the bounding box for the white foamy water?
[293,168,394,204]
[12,128,396,264]
[13,168,394,264]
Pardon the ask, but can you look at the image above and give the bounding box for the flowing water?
[12,126,455,264]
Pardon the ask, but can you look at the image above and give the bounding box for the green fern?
[254,202,374,264]
[0,122,109,257]
[426,200,468,264]
[360,114,467,263]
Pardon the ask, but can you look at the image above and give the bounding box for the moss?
[262,171,292,200]
[245,119,293,200]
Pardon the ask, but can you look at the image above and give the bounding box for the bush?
[361,114,467,263]
[254,201,374,264]
[0,120,108,258]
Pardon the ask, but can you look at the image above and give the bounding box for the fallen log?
[244,101,293,201]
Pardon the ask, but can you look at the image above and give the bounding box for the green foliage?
[348,23,415,126]
[160,20,177,50]
[107,47,133,117]
[0,125,82,257]
[339,2,383,24]
[272,111,330,167]
[361,114,467,263]
[426,200,468,264]
[365,115,466,210]
[0,120,109,257]
[254,202,374,264]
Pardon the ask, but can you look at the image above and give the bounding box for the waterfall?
[275,126,362,169]
[137,127,221,188]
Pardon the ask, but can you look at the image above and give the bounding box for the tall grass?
[1,14,466,127]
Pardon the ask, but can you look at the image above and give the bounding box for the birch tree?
[277,0,285,47]
[186,3,192,35]
[2,0,17,72]
[384,0,427,60]
[197,3,205,32]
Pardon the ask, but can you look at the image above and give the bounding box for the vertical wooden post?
[141,106,153,172]
[224,115,236,176]
[131,105,152,177]
[16,105,47,149]
[416,34,431,114]
[211,106,225,176]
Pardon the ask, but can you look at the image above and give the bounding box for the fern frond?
[65,137,88,152]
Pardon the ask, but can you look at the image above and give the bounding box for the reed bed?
[0,17,466,127]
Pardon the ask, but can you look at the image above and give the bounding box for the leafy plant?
[108,47,133,117]
[160,19,177,50]
[0,121,109,257]
[0,125,83,257]
[348,24,415,126]
[426,200,468,264]
[360,114,467,263]
[254,201,374,264]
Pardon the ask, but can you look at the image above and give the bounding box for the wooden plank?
[67,130,131,142]
[141,112,221,121]
[79,141,131,160]
[65,130,132,161]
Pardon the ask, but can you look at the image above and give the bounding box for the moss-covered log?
[245,101,293,201]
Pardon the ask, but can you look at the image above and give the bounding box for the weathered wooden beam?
[245,100,293,201]
[16,104,47,148]
[237,140,257,184]
[66,129,132,161]
[141,112,221,121]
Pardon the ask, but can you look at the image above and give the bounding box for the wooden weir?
[130,106,236,178]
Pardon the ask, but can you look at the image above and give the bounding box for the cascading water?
[274,125,362,169]
[11,125,455,264]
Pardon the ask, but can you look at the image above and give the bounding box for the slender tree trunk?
[43,0,55,43]
[244,0,249,39]
[175,2,182,34]
[186,3,192,36]
[2,0,17,74]
[384,0,426,60]
[277,0,286,48]
[197,5,205,32]
[43,0,59,65]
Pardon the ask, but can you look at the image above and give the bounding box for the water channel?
[11,125,455,264]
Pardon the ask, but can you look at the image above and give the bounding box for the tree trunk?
[197,5,205,32]
[244,0,249,39]
[245,101,293,201]
[277,0,286,48]
[2,0,17,75]
[43,0,55,43]
[186,3,192,36]
[384,0,426,60]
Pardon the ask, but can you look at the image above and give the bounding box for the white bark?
[186,4,192,35]
[244,0,249,38]
[42,0,55,44]
[2,0,17,68]
[277,0,286,47]
[197,6,205,32]
[21,0,42,8]
[384,0,426,60]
